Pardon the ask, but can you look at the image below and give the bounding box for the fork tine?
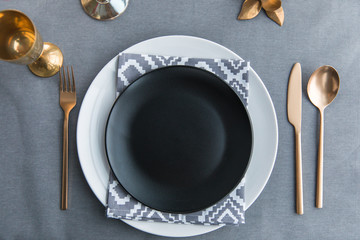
[59,67,63,92]
[63,67,67,92]
[71,66,75,92]
[67,66,71,92]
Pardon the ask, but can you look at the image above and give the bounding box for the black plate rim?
[104,65,254,214]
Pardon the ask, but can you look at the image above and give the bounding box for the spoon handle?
[295,130,304,215]
[316,110,324,208]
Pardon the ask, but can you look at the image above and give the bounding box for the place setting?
[0,0,349,239]
[76,35,278,237]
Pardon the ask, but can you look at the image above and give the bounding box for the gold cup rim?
[0,9,41,62]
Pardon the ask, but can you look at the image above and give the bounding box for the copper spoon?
[307,66,340,208]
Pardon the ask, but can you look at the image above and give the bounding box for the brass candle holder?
[0,10,63,77]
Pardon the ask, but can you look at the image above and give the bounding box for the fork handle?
[61,112,69,210]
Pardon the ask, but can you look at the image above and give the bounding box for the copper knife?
[287,63,304,215]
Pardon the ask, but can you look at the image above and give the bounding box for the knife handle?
[295,130,304,215]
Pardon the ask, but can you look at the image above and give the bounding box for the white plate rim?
[76,35,278,237]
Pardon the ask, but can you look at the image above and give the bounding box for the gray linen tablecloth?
[0,0,358,239]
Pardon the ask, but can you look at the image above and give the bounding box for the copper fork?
[59,66,76,210]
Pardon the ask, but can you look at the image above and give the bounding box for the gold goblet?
[81,0,129,21]
[0,10,63,77]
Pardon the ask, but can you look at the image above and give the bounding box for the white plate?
[77,36,278,237]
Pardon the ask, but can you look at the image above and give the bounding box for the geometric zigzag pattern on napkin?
[107,174,245,225]
[107,53,249,225]
[117,53,250,106]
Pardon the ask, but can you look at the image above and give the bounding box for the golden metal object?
[237,0,284,26]
[237,0,262,20]
[28,42,63,77]
[261,0,281,12]
[307,65,340,209]
[287,63,304,215]
[59,66,77,210]
[0,10,63,77]
[81,0,129,21]
[265,7,284,26]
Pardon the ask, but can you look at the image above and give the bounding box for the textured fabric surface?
[106,53,249,225]
[0,0,359,239]
[116,53,250,106]
[108,174,245,225]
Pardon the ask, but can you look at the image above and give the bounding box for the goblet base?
[81,0,129,21]
[28,42,63,78]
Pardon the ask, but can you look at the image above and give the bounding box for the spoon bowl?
[307,66,340,110]
[307,65,340,208]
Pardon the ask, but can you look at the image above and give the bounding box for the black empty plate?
[105,66,252,213]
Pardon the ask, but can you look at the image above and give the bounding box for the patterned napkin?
[106,53,250,225]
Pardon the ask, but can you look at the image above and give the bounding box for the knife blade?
[287,62,304,215]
